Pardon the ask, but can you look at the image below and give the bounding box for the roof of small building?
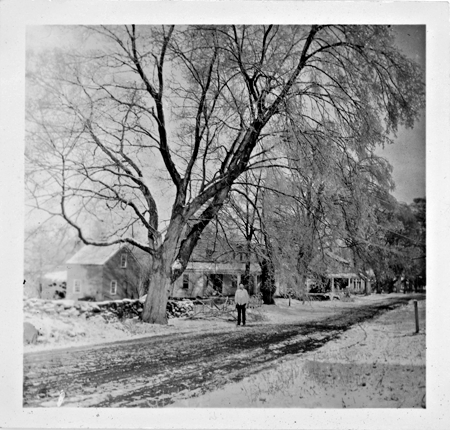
[67,243,152,267]
[66,244,123,265]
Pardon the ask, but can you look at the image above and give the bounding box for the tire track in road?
[23,296,415,407]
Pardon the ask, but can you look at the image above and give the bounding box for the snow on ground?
[24,294,384,352]
[23,313,236,353]
[24,294,412,353]
[170,299,426,408]
[24,294,426,408]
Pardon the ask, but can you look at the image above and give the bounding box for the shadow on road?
[23,295,422,407]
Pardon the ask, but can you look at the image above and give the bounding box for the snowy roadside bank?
[170,299,426,408]
[23,294,422,353]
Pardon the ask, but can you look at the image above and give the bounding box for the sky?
[378,26,426,204]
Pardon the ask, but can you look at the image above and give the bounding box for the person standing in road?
[235,283,250,326]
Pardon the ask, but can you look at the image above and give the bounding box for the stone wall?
[23,297,195,346]
[24,296,194,324]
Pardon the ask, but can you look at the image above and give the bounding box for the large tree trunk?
[260,256,276,305]
[296,245,312,296]
[242,261,251,290]
[296,272,308,295]
[141,186,233,324]
[141,254,172,324]
[259,230,276,304]
[141,216,184,324]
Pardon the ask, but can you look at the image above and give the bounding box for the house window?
[110,280,118,295]
[73,279,82,294]
[182,274,189,289]
[120,253,128,268]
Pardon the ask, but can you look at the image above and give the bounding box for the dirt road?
[23,295,418,408]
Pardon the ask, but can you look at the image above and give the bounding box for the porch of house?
[171,262,261,298]
[329,273,372,294]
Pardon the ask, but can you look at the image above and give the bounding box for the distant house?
[66,244,150,301]
[275,249,373,296]
[320,251,372,294]
[170,237,261,298]
[65,234,262,302]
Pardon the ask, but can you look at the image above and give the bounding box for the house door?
[207,274,223,294]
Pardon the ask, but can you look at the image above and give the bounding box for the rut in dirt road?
[23,296,414,408]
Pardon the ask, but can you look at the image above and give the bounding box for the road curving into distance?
[23,295,423,407]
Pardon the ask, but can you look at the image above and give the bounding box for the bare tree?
[26,25,424,323]
[220,171,278,304]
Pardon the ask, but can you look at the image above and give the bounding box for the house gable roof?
[129,246,151,269]
[190,231,259,264]
[66,244,151,267]
[66,244,123,265]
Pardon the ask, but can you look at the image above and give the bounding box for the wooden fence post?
[414,300,419,333]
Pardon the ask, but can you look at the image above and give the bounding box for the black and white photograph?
[1,1,449,429]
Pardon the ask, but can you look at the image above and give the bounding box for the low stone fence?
[24,297,102,318]
[23,296,195,345]
[23,296,195,322]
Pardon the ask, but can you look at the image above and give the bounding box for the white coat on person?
[234,283,250,305]
[235,283,249,326]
